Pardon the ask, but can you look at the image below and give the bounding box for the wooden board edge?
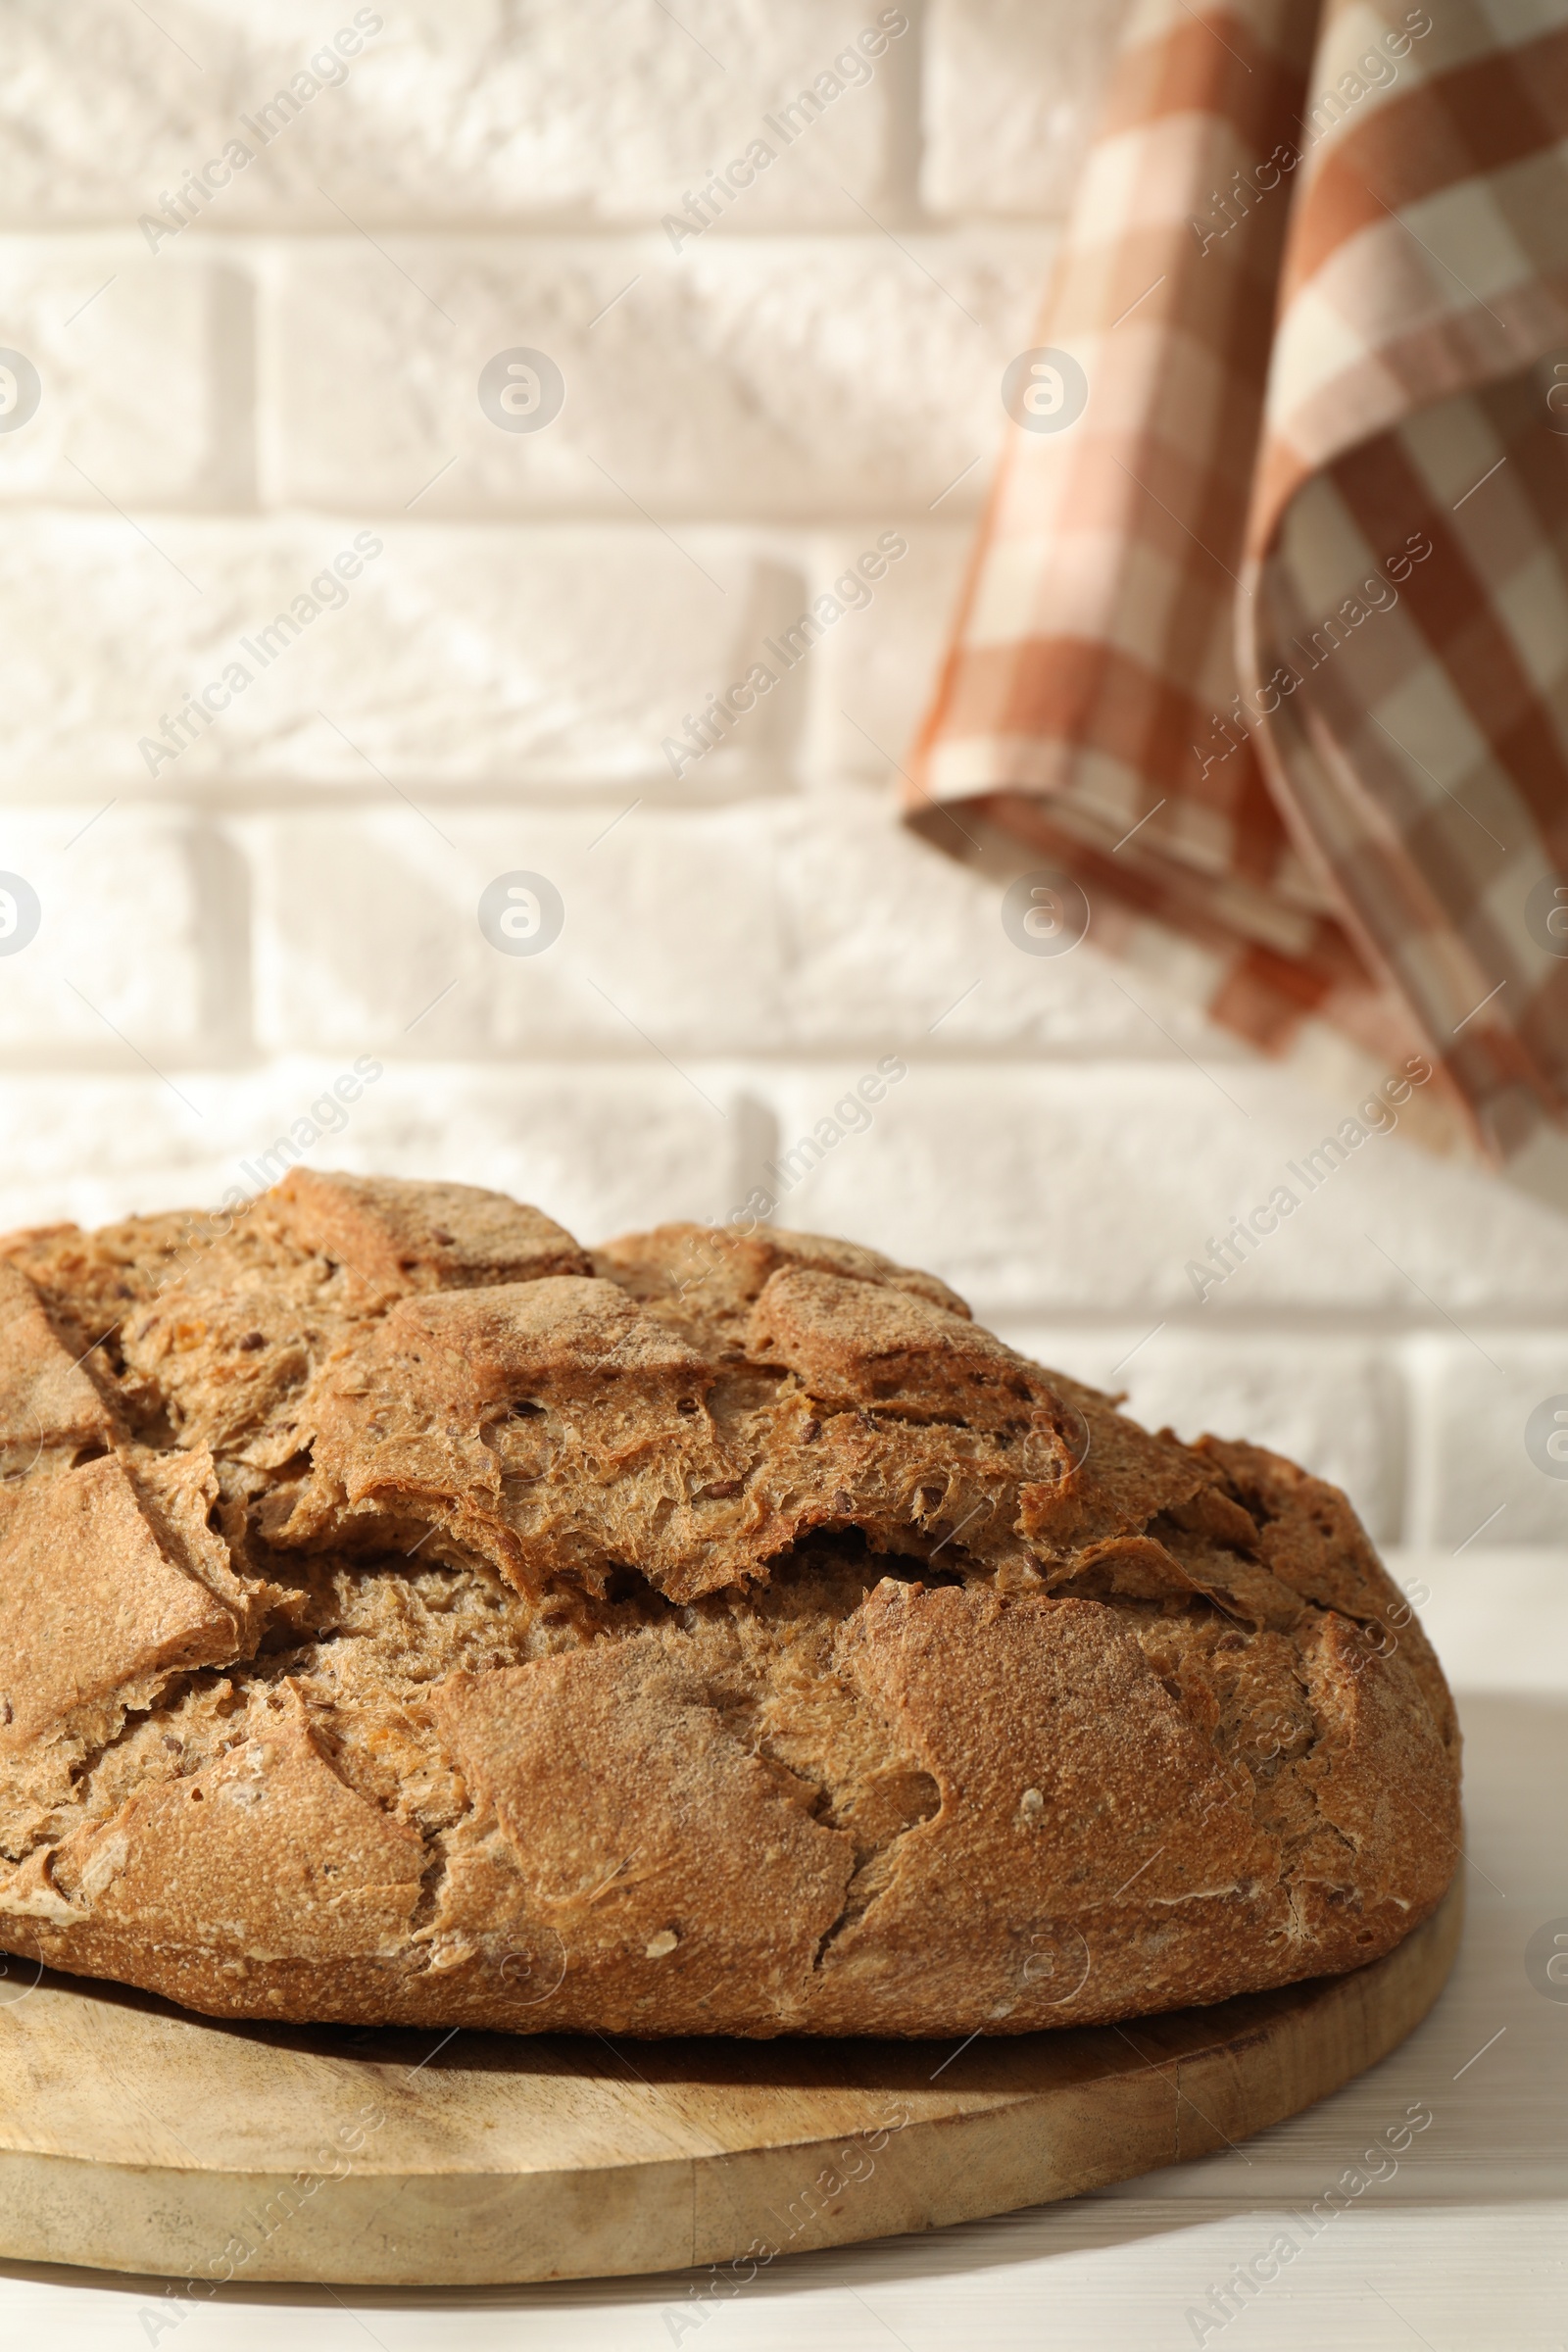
[0,1879,1465,2288]
[685,1875,1467,2277]
[1169,1873,1465,2163]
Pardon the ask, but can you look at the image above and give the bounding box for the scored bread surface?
[0,1173,1460,2037]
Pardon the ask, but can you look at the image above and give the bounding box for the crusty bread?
[0,1174,1459,2037]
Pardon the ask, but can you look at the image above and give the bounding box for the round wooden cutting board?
[0,1879,1461,2288]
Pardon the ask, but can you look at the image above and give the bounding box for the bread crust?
[0,1180,1459,2036]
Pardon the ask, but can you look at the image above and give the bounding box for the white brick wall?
[1,0,1565,1619]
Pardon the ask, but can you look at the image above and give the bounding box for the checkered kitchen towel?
[909,0,1568,1186]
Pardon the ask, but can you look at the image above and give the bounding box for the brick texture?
[0,243,252,506]
[269,234,1053,519]
[0,521,802,791]
[0,2,913,228]
[245,803,1235,1057]
[922,0,1135,217]
[0,0,1561,1615]
[1406,1339,1568,1550]
[0,808,243,1055]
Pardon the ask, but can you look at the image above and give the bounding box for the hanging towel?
[908,0,1568,1193]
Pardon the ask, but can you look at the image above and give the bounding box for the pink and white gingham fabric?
[909,0,1568,1185]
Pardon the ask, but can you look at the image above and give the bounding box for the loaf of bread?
[0,1174,1458,2037]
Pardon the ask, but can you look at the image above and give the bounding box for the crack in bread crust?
[0,1178,1460,2036]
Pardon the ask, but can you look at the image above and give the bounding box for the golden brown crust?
[0,1257,116,1476]
[0,1453,238,1754]
[268,1168,591,1296]
[0,1174,1460,2036]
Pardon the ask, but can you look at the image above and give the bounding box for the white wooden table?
[3,1552,1562,2351]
